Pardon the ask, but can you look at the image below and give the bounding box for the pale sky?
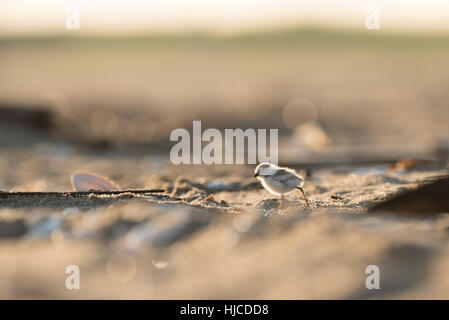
[1,0,449,35]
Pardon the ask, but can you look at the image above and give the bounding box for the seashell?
[71,171,121,191]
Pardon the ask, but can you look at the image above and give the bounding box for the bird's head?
[254,162,277,178]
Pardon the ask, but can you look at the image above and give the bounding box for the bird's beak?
[254,173,259,177]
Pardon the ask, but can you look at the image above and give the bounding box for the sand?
[0,146,448,299]
[2,29,449,299]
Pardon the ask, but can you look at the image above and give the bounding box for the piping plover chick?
[254,162,309,210]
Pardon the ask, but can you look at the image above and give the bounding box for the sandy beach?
[1,28,449,299]
[0,146,448,299]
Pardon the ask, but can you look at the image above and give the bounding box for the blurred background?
[1,0,449,167]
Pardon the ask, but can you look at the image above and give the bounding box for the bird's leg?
[297,187,310,207]
[276,195,285,210]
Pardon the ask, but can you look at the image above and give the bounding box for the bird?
[254,162,309,210]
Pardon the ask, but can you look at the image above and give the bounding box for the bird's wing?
[269,168,302,186]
